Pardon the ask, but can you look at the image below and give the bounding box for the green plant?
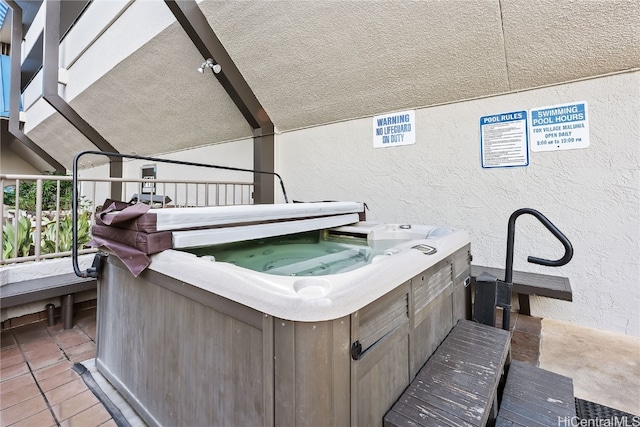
[2,216,33,259]
[5,174,73,212]
[3,185,16,206]
[41,213,92,253]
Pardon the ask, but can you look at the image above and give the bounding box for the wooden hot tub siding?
[96,244,471,426]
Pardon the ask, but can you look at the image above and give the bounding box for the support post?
[253,126,275,204]
[6,1,65,173]
[46,303,56,327]
[473,272,498,327]
[43,0,122,199]
[62,294,74,329]
[518,294,531,316]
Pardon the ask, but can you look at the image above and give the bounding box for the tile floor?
[0,308,114,427]
[2,307,634,426]
[0,307,541,427]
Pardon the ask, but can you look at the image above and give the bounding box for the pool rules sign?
[480,111,529,168]
[530,102,589,152]
[373,110,415,148]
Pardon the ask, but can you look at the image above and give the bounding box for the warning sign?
[373,110,416,148]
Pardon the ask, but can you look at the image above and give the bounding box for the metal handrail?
[72,150,289,278]
[502,208,574,330]
[1,174,254,185]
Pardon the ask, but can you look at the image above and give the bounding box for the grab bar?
[72,150,290,278]
[502,208,573,330]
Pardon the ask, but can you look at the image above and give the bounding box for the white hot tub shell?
[95,205,472,427]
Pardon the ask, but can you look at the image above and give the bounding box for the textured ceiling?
[199,0,510,130]
[198,0,639,130]
[501,0,640,89]
[26,22,252,169]
[24,111,98,169]
[68,23,252,163]
[19,0,640,170]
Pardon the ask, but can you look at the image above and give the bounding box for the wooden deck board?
[470,266,571,301]
[470,265,572,316]
[384,410,424,427]
[501,393,572,420]
[442,337,507,360]
[404,386,486,425]
[394,396,476,427]
[409,377,488,412]
[496,361,575,427]
[385,320,511,426]
[416,363,495,397]
[495,407,550,427]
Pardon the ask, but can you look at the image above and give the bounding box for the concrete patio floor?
[539,317,640,416]
[504,313,640,416]
[1,307,638,426]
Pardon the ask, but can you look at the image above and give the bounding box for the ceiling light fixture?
[197,58,221,74]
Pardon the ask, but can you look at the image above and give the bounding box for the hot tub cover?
[90,200,365,276]
[91,225,172,255]
[97,200,365,232]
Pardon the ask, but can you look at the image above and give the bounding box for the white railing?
[1,174,253,265]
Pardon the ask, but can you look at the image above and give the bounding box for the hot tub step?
[496,360,575,427]
[384,319,511,426]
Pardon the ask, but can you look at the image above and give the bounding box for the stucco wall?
[276,71,640,336]
[0,142,41,175]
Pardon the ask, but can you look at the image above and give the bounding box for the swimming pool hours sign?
[530,102,589,152]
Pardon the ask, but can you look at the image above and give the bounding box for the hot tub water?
[180,230,416,276]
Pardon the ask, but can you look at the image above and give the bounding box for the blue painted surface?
[0,2,8,30]
[1,54,9,117]
[0,54,21,118]
[1,1,11,117]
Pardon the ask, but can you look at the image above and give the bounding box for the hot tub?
[94,204,471,426]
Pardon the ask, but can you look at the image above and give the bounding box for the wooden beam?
[43,0,122,199]
[5,1,65,173]
[165,0,276,204]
